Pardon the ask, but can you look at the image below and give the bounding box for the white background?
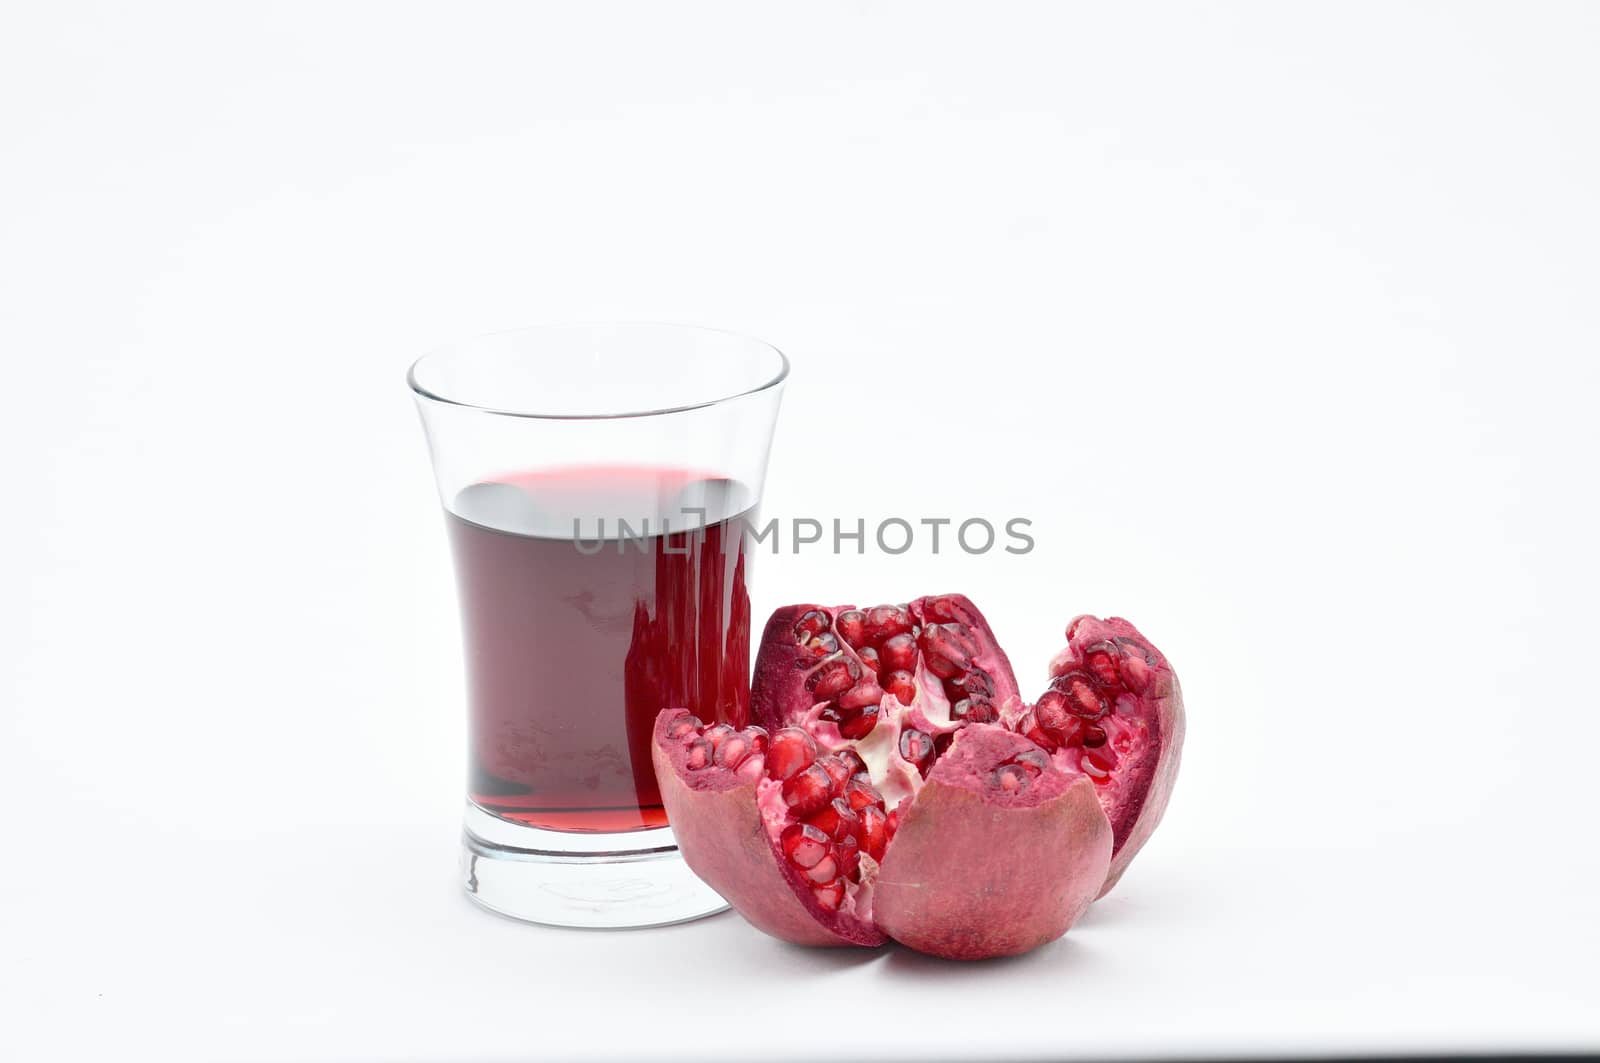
[3,2,1597,1060]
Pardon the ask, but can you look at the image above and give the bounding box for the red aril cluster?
[752,595,1021,780]
[1022,615,1185,896]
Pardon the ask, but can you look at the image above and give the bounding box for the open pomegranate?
[652,594,1183,959]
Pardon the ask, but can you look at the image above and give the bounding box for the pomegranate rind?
[651,709,887,949]
[1053,615,1185,898]
[872,727,1112,960]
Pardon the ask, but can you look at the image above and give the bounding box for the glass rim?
[407,322,790,421]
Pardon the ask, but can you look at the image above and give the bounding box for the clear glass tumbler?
[410,324,787,928]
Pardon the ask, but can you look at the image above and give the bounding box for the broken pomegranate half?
[652,594,1184,959]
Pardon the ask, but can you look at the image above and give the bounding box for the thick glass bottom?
[459,804,729,929]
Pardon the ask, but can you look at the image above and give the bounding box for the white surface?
[3,3,1598,1060]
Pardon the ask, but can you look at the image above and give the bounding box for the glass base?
[459,804,729,929]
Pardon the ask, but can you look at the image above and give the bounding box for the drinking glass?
[410,324,787,927]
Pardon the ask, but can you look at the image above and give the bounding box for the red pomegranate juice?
[447,467,753,832]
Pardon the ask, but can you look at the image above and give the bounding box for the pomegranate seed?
[835,834,861,879]
[1051,671,1110,720]
[919,623,974,679]
[805,853,840,884]
[666,714,702,739]
[780,822,830,869]
[833,609,866,647]
[766,727,818,781]
[899,728,936,776]
[793,610,830,643]
[1082,641,1123,689]
[856,646,880,672]
[782,763,835,817]
[990,763,1031,793]
[816,755,853,794]
[838,680,885,711]
[950,667,996,699]
[805,798,841,837]
[684,737,713,770]
[1016,708,1059,753]
[830,798,861,839]
[843,776,884,812]
[742,726,769,756]
[1012,748,1050,776]
[736,754,766,782]
[862,604,913,644]
[807,632,839,656]
[1081,725,1107,748]
[838,704,879,739]
[807,797,859,841]
[1080,756,1111,782]
[812,879,846,911]
[806,656,859,699]
[837,749,868,777]
[703,723,735,749]
[714,733,752,767]
[1034,692,1072,734]
[886,808,900,835]
[950,697,996,724]
[1116,638,1155,692]
[879,633,918,672]
[883,670,917,706]
[922,654,962,682]
[919,595,964,623]
[857,805,889,861]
